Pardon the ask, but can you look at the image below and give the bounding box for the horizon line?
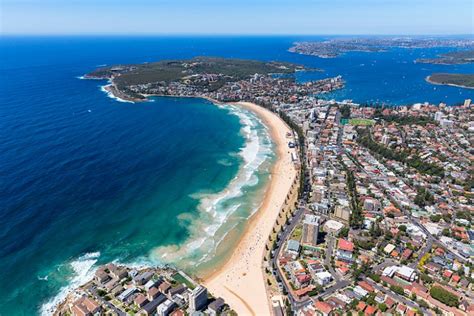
[1,33,474,37]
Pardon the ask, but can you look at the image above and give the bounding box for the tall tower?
[189,285,208,312]
[302,214,320,246]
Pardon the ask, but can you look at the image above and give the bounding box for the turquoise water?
[0,36,473,315]
[0,49,275,315]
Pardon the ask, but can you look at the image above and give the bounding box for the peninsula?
[289,37,474,58]
[416,49,474,65]
[426,73,474,89]
[84,57,325,102]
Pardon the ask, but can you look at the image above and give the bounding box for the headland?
[426,73,474,89]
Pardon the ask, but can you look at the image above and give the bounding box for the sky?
[1,0,473,35]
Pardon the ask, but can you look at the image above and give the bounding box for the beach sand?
[203,102,297,315]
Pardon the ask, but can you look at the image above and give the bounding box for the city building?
[302,214,320,246]
[189,286,208,312]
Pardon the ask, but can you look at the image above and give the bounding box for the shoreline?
[202,101,297,315]
[93,79,298,314]
[425,75,474,90]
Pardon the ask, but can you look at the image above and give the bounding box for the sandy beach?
[203,101,298,315]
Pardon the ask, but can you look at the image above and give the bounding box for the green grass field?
[171,272,196,289]
[349,118,375,126]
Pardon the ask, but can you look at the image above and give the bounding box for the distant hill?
[86,57,306,88]
[417,50,474,65]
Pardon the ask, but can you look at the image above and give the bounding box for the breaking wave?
[151,103,274,269]
[40,252,100,316]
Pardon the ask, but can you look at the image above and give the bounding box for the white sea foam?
[151,104,274,268]
[99,84,135,104]
[40,252,100,316]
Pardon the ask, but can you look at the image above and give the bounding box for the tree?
[390,285,405,296]
[399,225,407,233]
[338,227,349,238]
[340,104,351,119]
[420,273,433,284]
[378,303,388,312]
[419,300,429,309]
[430,286,459,307]
[369,273,381,283]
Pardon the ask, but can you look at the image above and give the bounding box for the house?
[159,282,172,294]
[295,274,311,289]
[308,261,325,277]
[139,295,167,316]
[208,298,225,316]
[364,305,376,315]
[134,271,154,285]
[314,301,333,316]
[145,277,162,291]
[94,268,111,285]
[375,292,385,304]
[286,240,301,258]
[443,269,453,279]
[357,301,367,312]
[148,287,162,300]
[384,297,395,309]
[134,294,149,308]
[396,303,407,315]
[70,296,101,316]
[107,263,129,280]
[402,249,413,260]
[353,286,368,299]
[156,299,177,316]
[118,287,137,302]
[384,244,396,255]
[358,281,374,293]
[336,238,354,262]
[314,271,333,286]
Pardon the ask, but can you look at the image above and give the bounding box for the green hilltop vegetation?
[87,57,307,88]
[427,73,474,89]
[417,49,474,65]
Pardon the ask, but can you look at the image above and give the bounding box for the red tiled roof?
[443,270,453,278]
[357,301,367,311]
[297,274,311,283]
[314,301,333,314]
[406,310,416,316]
[397,303,407,312]
[365,305,376,315]
[294,286,313,297]
[384,297,395,308]
[358,281,375,293]
[338,238,354,252]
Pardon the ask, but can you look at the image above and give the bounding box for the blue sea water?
[0,36,473,315]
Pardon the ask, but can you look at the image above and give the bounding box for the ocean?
[0,36,473,315]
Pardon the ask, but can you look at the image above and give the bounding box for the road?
[366,278,431,315]
[410,238,433,269]
[324,234,341,282]
[271,205,311,311]
[318,280,351,299]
